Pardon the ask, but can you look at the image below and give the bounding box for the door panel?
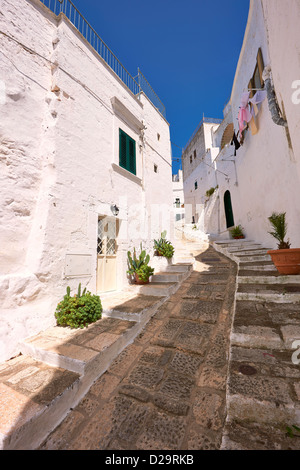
[97,217,118,293]
[224,190,235,229]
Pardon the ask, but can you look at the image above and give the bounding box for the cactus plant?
[153,231,174,259]
[127,244,153,283]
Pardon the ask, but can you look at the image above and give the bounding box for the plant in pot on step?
[127,244,154,285]
[55,283,102,329]
[153,230,175,259]
[267,212,300,275]
[229,224,245,239]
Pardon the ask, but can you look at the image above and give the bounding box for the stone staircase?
[212,238,300,449]
[213,239,300,303]
[0,242,198,450]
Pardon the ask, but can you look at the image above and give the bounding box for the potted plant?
[153,231,175,259]
[229,225,245,239]
[127,244,154,284]
[55,283,102,329]
[267,212,300,275]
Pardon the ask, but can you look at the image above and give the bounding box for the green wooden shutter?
[128,137,136,175]
[119,129,127,169]
[119,129,136,175]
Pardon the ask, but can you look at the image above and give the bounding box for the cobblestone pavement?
[40,246,237,450]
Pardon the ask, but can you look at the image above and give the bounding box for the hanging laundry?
[249,116,258,135]
[238,91,252,134]
[231,131,241,155]
[249,90,267,117]
[249,90,267,105]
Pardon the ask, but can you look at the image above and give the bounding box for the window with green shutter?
[119,129,136,175]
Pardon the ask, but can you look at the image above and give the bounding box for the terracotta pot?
[267,248,300,275]
[233,236,245,239]
[134,273,149,285]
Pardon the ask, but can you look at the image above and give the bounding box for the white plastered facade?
[182,0,300,247]
[0,0,173,362]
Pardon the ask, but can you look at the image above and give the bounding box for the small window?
[194,150,196,159]
[157,133,160,141]
[249,48,265,95]
[119,128,136,175]
[154,164,158,173]
[190,156,192,164]
[194,181,198,190]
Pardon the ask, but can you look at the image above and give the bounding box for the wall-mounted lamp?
[110,204,119,216]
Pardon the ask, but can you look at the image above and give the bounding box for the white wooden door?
[97,217,118,293]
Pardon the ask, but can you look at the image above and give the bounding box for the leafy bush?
[206,187,214,197]
[229,225,244,238]
[55,283,102,329]
[135,265,154,282]
[153,231,175,259]
[268,212,291,249]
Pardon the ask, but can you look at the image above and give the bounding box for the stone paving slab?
[0,355,80,450]
[213,239,300,450]
[39,245,238,450]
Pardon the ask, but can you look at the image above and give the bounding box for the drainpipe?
[262,65,287,127]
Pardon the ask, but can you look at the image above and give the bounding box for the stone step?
[0,355,81,450]
[238,275,300,285]
[237,255,272,263]
[166,264,193,273]
[238,260,275,267]
[101,294,166,322]
[0,246,195,450]
[237,282,300,294]
[7,312,162,450]
[238,268,280,276]
[235,291,300,303]
[19,318,141,376]
[136,281,179,297]
[173,256,195,264]
[238,263,277,271]
[151,271,187,283]
[232,249,269,257]
[213,239,254,246]
[226,246,265,253]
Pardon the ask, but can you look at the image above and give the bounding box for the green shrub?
[153,231,175,259]
[55,283,102,329]
[135,264,154,282]
[229,224,244,239]
[206,187,215,197]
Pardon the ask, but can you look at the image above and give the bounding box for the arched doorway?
[224,190,235,228]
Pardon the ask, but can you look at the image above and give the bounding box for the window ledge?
[111,97,144,132]
[111,163,142,186]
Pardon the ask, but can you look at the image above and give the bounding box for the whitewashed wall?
[182,123,220,225]
[0,0,172,362]
[197,0,300,248]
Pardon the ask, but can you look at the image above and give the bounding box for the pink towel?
[238,92,252,134]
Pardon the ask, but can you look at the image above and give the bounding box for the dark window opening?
[119,128,136,175]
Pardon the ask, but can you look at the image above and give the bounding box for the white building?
[0,0,173,362]
[182,0,300,247]
[181,118,221,232]
[172,170,185,225]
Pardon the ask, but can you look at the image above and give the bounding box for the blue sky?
[72,0,250,175]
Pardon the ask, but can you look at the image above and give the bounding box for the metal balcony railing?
[40,0,166,117]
